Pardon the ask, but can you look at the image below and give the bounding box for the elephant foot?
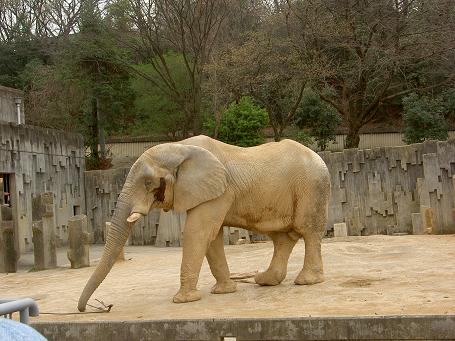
[254,269,285,286]
[173,289,202,303]
[211,280,237,294]
[294,269,324,285]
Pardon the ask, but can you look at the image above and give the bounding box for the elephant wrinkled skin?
[78,135,331,311]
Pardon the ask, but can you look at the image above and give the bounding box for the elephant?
[78,135,331,311]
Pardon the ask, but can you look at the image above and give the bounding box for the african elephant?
[78,135,331,311]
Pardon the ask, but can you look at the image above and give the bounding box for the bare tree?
[208,30,304,141]
[207,7,333,141]
[126,0,228,136]
[0,0,84,42]
[287,0,455,148]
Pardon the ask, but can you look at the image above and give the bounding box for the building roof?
[0,85,23,95]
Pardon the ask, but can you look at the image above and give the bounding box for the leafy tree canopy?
[207,97,269,147]
[402,93,449,144]
[20,3,136,169]
[294,89,341,151]
[130,55,189,140]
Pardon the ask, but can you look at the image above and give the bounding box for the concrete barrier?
[32,315,455,341]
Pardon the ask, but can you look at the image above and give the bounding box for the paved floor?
[1,235,454,322]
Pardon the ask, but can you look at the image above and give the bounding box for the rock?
[333,222,348,237]
[32,192,57,270]
[67,215,91,269]
[0,223,17,273]
[235,238,248,245]
[32,220,57,270]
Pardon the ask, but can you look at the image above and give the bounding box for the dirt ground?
[1,235,454,322]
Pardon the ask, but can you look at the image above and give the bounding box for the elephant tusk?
[127,212,143,223]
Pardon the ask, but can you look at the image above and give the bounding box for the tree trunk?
[277,125,286,142]
[96,98,106,158]
[271,123,281,142]
[183,95,201,138]
[345,123,361,149]
[192,92,202,136]
[213,110,221,139]
[90,98,99,159]
[192,115,201,136]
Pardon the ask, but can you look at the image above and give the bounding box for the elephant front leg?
[173,216,208,303]
[295,231,324,285]
[173,194,233,303]
[255,232,298,286]
[206,228,237,294]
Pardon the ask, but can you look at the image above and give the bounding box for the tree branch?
[286,81,306,122]
[381,73,455,102]
[320,93,347,116]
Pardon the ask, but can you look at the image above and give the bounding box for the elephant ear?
[171,145,228,212]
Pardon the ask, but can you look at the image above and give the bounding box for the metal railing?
[0,298,39,324]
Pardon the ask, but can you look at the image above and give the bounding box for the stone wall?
[322,139,455,236]
[0,85,24,124]
[0,122,85,253]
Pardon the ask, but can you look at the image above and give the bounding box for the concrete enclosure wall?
[322,139,455,235]
[85,139,455,246]
[0,122,85,252]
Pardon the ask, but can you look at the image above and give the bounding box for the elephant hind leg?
[292,192,327,285]
[294,230,324,285]
[255,232,297,286]
[207,228,237,294]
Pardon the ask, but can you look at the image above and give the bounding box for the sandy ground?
[1,235,454,322]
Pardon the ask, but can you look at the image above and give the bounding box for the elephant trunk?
[78,185,134,312]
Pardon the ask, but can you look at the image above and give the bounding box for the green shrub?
[294,89,341,151]
[402,93,448,144]
[85,152,113,171]
[215,97,269,147]
[442,88,455,117]
[293,130,315,147]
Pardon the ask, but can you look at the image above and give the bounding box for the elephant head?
[77,143,228,312]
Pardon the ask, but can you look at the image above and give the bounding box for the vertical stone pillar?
[422,206,435,234]
[0,205,17,272]
[104,222,125,261]
[333,222,348,237]
[32,220,57,270]
[412,206,435,235]
[411,213,424,235]
[223,227,230,245]
[32,192,57,270]
[67,215,90,268]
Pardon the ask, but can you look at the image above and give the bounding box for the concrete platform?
[2,235,455,339]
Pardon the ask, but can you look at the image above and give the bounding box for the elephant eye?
[145,179,154,191]
[153,177,166,202]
